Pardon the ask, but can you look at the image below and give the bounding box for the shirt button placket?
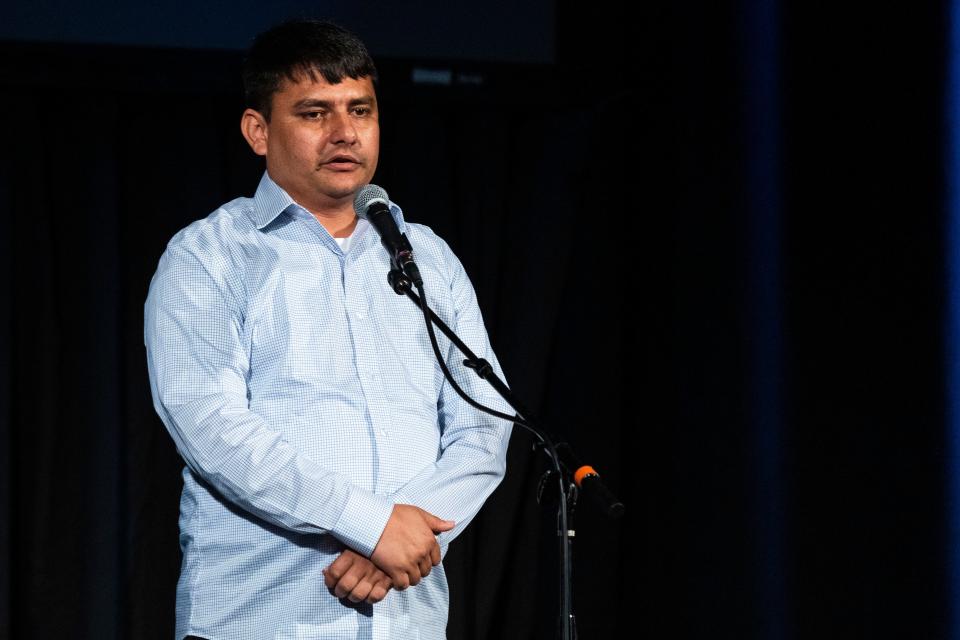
[344,259,390,443]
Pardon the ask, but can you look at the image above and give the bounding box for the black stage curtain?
[0,1,949,638]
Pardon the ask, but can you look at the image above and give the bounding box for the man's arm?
[390,238,515,558]
[145,236,444,566]
[322,237,514,594]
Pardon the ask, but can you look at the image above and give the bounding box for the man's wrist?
[331,488,394,558]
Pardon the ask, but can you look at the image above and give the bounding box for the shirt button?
[356,311,366,320]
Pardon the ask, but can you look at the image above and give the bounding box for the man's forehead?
[276,73,376,102]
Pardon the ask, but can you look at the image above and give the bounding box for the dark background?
[0,1,950,638]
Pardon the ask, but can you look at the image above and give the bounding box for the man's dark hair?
[243,19,378,122]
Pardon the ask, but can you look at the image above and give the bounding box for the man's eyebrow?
[291,96,376,110]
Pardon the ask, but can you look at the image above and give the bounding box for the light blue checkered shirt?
[144,171,514,640]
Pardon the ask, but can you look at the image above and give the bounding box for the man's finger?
[408,568,423,587]
[325,552,355,581]
[367,581,389,604]
[430,541,441,566]
[367,576,392,603]
[392,571,411,591]
[348,579,374,603]
[427,515,456,533]
[418,556,432,579]
[323,552,356,590]
[333,572,361,599]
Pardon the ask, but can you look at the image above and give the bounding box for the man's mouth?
[322,155,361,170]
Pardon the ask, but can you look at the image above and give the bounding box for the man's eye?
[353,107,372,116]
[301,111,324,119]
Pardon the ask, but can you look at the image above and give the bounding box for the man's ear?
[241,108,269,156]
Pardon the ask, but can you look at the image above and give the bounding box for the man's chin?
[329,188,362,202]
[309,181,356,200]
[323,179,372,202]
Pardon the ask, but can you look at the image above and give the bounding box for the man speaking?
[144,18,513,640]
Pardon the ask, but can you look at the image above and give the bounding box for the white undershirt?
[333,233,352,253]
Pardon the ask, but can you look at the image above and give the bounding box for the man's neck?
[311,212,358,238]
[272,177,359,238]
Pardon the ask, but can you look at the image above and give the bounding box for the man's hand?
[323,549,393,604]
[370,504,455,590]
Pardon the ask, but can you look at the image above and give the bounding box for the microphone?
[574,465,624,519]
[556,443,625,519]
[354,184,423,287]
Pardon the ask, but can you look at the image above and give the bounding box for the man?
[144,18,514,640]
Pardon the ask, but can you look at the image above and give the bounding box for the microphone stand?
[387,267,624,640]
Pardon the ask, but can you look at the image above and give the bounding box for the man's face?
[243,73,380,213]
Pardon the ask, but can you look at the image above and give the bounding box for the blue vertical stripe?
[946,2,960,638]
[742,0,786,638]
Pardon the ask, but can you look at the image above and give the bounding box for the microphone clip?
[463,358,494,377]
[387,267,413,296]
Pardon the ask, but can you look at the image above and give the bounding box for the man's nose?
[328,111,358,144]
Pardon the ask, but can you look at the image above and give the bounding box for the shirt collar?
[249,170,408,234]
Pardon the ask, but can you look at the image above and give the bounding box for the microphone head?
[354,184,390,220]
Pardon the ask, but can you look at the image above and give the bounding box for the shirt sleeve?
[392,239,515,558]
[143,233,394,557]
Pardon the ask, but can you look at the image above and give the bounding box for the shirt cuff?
[331,488,395,558]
